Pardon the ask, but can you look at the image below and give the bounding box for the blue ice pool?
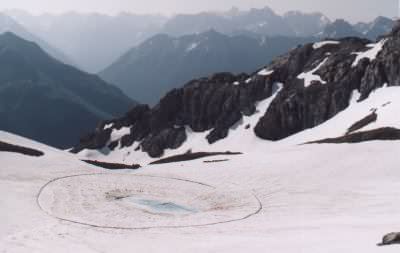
[124,197,197,214]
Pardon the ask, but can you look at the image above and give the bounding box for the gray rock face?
[74,71,275,157]
[255,22,400,141]
[254,38,369,140]
[74,22,400,157]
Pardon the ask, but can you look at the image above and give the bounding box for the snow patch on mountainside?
[110,127,131,143]
[352,38,387,67]
[313,40,339,49]
[186,42,199,52]
[257,69,274,76]
[297,58,328,87]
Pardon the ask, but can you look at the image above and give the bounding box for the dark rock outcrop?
[346,111,377,134]
[378,232,400,246]
[305,127,400,144]
[255,22,400,141]
[254,37,369,140]
[150,151,242,165]
[74,71,276,157]
[82,160,141,170]
[0,141,44,157]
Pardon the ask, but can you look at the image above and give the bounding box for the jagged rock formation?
[255,21,400,140]
[320,19,363,39]
[355,16,395,40]
[73,72,274,157]
[74,22,400,158]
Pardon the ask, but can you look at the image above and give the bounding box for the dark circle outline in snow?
[36,173,262,230]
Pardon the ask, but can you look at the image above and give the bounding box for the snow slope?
[2,86,400,252]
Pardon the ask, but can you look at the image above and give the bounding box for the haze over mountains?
[100,31,315,105]
[0,13,73,66]
[0,32,134,148]
[3,7,394,74]
[99,11,394,104]
[5,10,166,72]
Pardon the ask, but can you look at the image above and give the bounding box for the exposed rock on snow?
[346,111,377,134]
[306,127,400,144]
[150,151,242,165]
[379,232,400,246]
[0,140,44,157]
[81,160,141,170]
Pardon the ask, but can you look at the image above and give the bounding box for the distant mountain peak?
[321,19,362,39]
[0,32,134,148]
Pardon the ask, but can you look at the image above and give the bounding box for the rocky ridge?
[73,21,400,158]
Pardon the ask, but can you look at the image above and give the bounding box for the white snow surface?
[297,58,328,87]
[2,87,400,252]
[109,127,131,143]
[103,123,113,130]
[352,39,388,67]
[257,69,274,76]
[185,42,199,52]
[312,40,340,49]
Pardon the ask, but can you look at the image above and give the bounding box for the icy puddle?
[122,197,197,214]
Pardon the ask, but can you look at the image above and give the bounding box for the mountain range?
[5,10,167,73]
[100,30,315,105]
[321,17,395,40]
[74,21,400,159]
[0,32,134,148]
[99,15,394,105]
[0,7,396,148]
[5,7,393,74]
[162,7,330,37]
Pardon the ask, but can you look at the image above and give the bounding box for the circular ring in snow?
[37,173,261,229]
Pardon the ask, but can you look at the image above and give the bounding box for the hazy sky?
[1,0,398,22]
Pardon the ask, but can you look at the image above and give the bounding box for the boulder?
[379,232,400,246]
